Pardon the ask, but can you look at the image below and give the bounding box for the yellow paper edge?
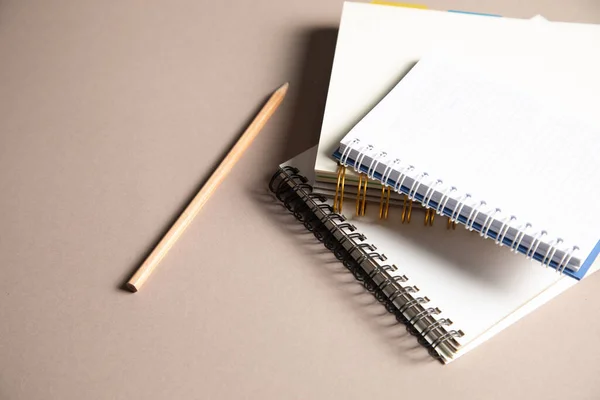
[370,1,428,9]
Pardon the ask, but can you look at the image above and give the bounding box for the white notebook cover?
[315,2,600,278]
[283,145,599,362]
[334,47,600,279]
[315,2,595,180]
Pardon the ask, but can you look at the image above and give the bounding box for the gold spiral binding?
[424,209,435,226]
[333,164,346,213]
[356,174,368,216]
[401,196,413,224]
[379,186,391,219]
[447,217,456,230]
[331,166,457,230]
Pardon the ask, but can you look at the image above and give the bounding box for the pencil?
[126,82,289,292]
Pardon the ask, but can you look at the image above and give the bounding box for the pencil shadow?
[118,27,340,292]
[116,93,275,292]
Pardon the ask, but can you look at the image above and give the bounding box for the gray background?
[1,0,599,399]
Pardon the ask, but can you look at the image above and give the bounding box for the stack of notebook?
[269,1,600,363]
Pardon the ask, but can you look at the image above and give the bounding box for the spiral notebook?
[332,46,600,280]
[314,0,512,220]
[314,3,550,195]
[270,145,599,363]
[314,3,600,225]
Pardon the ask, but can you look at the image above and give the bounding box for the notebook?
[270,145,600,363]
[332,45,600,280]
[315,2,507,210]
[313,2,594,213]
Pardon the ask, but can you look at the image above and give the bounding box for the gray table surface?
[1,0,599,399]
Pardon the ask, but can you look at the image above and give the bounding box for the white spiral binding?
[436,186,456,215]
[466,200,486,231]
[367,151,386,180]
[451,193,471,225]
[382,158,401,187]
[527,230,547,260]
[339,139,359,166]
[354,144,372,174]
[558,245,578,274]
[481,208,501,238]
[495,215,516,246]
[423,179,443,209]
[339,140,580,274]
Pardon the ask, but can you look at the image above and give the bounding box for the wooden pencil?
[126,82,289,292]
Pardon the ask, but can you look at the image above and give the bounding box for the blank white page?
[316,2,600,179]
[283,145,599,362]
[339,49,600,272]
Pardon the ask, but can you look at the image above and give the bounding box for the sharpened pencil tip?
[277,82,289,93]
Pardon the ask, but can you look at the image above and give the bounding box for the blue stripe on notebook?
[332,148,596,280]
[447,10,502,17]
[573,240,600,279]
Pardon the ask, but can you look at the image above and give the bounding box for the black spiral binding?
[269,166,464,363]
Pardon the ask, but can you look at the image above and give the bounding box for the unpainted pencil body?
[126,83,289,292]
